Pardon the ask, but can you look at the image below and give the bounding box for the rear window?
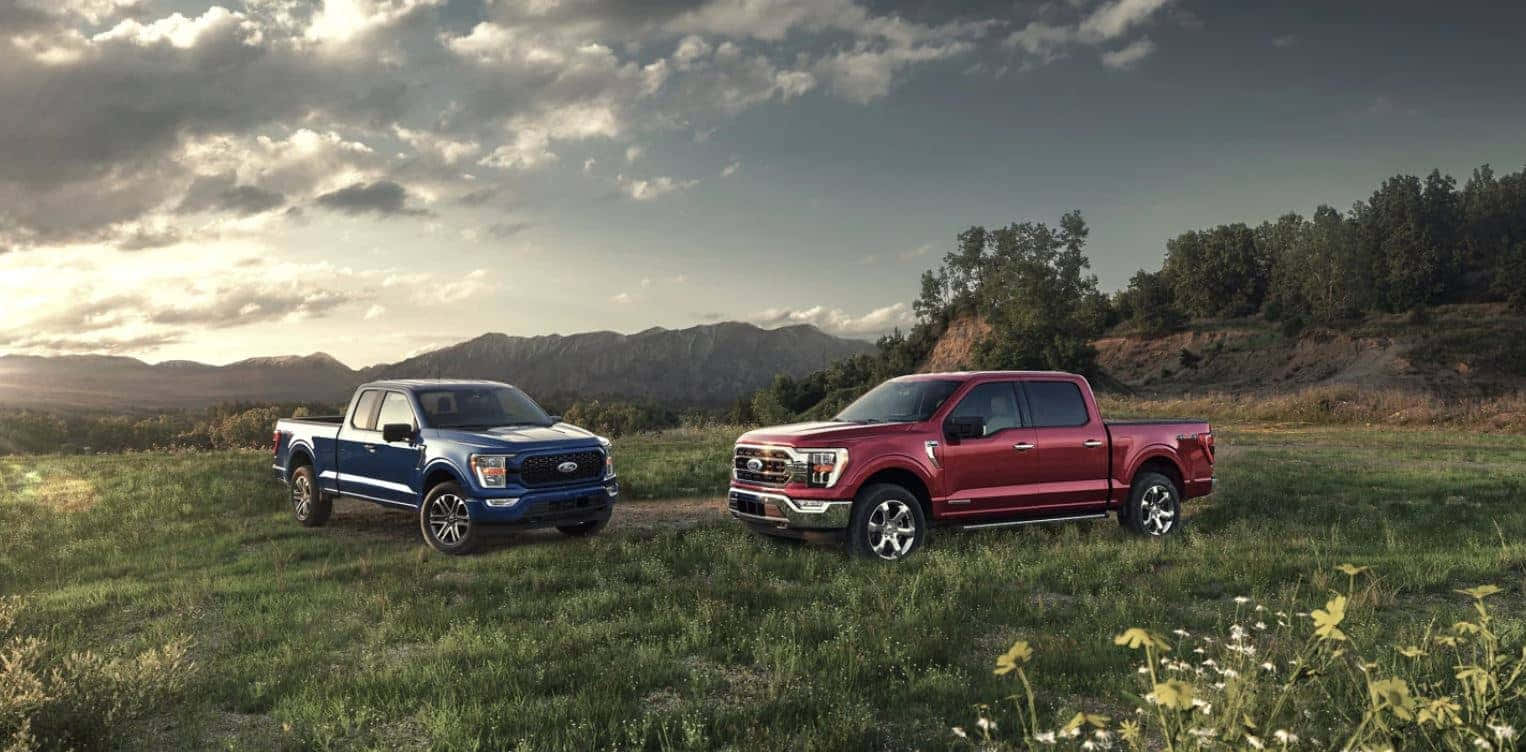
[350,390,382,430]
[1025,381,1089,427]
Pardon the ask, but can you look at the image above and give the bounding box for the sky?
[2,0,1525,367]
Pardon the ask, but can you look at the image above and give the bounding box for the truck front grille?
[520,450,605,486]
[733,446,796,486]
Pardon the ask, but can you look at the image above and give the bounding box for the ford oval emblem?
[557,461,579,474]
[745,458,764,472]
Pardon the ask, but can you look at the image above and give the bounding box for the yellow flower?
[1397,645,1426,658]
[1151,680,1196,711]
[1417,696,1461,728]
[1369,677,1414,720]
[1311,595,1347,641]
[1114,628,1170,652]
[1335,563,1370,577]
[1453,621,1482,636]
[1062,712,1110,732]
[1456,585,1502,600]
[1118,719,1142,743]
[994,640,1033,676]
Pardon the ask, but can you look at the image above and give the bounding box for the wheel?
[849,483,928,561]
[289,465,331,527]
[419,482,480,554]
[556,516,609,537]
[1124,471,1181,537]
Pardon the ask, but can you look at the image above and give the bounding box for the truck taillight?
[272,430,281,457]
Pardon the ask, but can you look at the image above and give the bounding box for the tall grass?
[1100,386,1526,432]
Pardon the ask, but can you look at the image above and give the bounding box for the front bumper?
[470,479,619,526]
[727,486,851,530]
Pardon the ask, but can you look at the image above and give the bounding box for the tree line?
[744,163,1526,420]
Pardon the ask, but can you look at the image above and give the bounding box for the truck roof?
[890,370,1082,382]
[358,379,516,390]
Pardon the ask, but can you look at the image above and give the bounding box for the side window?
[947,382,1022,437]
[1025,381,1090,427]
[375,392,417,430]
[350,390,382,430]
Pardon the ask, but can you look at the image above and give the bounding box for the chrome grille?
[732,445,797,486]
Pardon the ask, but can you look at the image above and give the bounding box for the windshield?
[834,379,961,424]
[415,386,553,430]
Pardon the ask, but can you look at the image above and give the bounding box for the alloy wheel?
[1139,484,1176,536]
[865,498,917,560]
[292,474,312,520]
[427,493,471,546]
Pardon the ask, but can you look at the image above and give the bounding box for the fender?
[420,457,468,490]
[1121,444,1186,488]
[286,439,315,472]
[843,452,938,498]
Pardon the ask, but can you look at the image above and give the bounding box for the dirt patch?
[617,497,727,531]
[30,476,98,512]
[201,711,299,751]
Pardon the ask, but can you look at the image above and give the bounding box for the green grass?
[2,426,1524,750]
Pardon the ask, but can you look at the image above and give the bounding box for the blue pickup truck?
[271,380,618,553]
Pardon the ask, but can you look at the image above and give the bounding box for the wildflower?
[1118,720,1142,744]
[1335,563,1369,577]
[977,717,997,732]
[1255,604,1266,612]
[951,727,967,739]
[1246,734,1265,749]
[1418,697,1461,728]
[1457,585,1502,600]
[1311,595,1348,641]
[1114,628,1169,651]
[1274,729,1299,745]
[1063,712,1111,732]
[1261,662,1275,672]
[1490,725,1516,742]
[1221,667,1240,678]
[1368,677,1414,720]
[1151,679,1197,711]
[1255,621,1268,630]
[1397,645,1426,658]
[1472,737,1493,751]
[995,640,1033,675]
[1234,596,1251,605]
[1034,730,1057,744]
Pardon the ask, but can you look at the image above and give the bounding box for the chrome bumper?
[727,487,852,530]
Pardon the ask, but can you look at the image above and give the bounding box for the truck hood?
[738,421,911,446]
[428,423,602,452]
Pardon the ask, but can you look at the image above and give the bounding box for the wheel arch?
[422,460,467,494]
[855,463,933,520]
[1131,452,1185,494]
[286,442,314,475]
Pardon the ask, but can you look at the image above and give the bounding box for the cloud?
[315,181,430,216]
[611,292,633,303]
[485,221,532,238]
[721,161,742,177]
[1003,0,1173,70]
[364,304,386,320]
[616,174,699,201]
[750,302,914,338]
[1100,38,1156,69]
[900,243,932,260]
[1272,34,1298,48]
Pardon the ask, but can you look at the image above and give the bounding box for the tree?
[1161,224,1268,318]
[1114,269,1183,334]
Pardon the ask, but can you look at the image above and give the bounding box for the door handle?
[1013,442,1035,452]
[1083,439,1103,448]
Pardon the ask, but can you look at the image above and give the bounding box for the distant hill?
[0,323,875,412]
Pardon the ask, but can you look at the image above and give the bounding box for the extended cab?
[272,380,618,553]
[729,371,1214,560]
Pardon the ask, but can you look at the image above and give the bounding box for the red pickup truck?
[729,371,1215,560]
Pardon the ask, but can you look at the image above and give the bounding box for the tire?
[1124,471,1181,537]
[848,483,929,561]
[289,465,331,527]
[419,481,481,555]
[556,516,609,537]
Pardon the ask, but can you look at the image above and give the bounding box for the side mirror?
[548,415,562,423]
[944,416,985,441]
[382,423,414,443]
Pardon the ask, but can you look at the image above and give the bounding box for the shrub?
[954,566,1523,750]
[0,597,194,751]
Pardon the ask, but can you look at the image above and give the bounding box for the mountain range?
[0,322,876,412]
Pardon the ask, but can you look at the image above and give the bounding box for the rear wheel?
[419,482,480,554]
[1124,471,1181,537]
[849,483,928,561]
[289,465,331,527]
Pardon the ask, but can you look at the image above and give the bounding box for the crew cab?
[728,371,1214,560]
[272,380,618,554]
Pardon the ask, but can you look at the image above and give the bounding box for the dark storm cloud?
[176,174,285,216]
[486,221,533,238]
[315,181,432,217]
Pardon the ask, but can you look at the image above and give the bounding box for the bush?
[954,566,1523,750]
[0,597,194,751]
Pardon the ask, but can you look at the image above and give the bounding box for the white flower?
[1082,742,1096,751]
[1255,604,1267,612]
[977,717,996,732]
[951,727,967,739]
[1261,662,1276,673]
[1274,729,1299,745]
[1246,734,1265,749]
[1173,629,1192,637]
[1490,725,1516,742]
[1035,730,1057,744]
[1221,668,1240,678]
[1255,621,1268,630]
[1472,737,1493,751]
[1234,596,1251,605]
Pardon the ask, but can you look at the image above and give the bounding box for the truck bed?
[280,415,344,425]
[1104,418,1207,426]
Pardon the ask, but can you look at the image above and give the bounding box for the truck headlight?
[597,437,615,480]
[805,449,848,488]
[470,454,512,488]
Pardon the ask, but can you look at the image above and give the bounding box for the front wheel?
[419,482,481,554]
[849,483,928,561]
[1124,471,1181,537]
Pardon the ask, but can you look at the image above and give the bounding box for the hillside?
[0,323,874,412]
[925,304,1526,397]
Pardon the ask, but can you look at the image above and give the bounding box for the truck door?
[368,391,422,506]
[937,381,1039,516]
[1021,380,1110,510]
[336,389,386,500]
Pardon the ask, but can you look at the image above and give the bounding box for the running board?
[958,512,1107,531]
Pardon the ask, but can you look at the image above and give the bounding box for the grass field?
[2,425,1524,750]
